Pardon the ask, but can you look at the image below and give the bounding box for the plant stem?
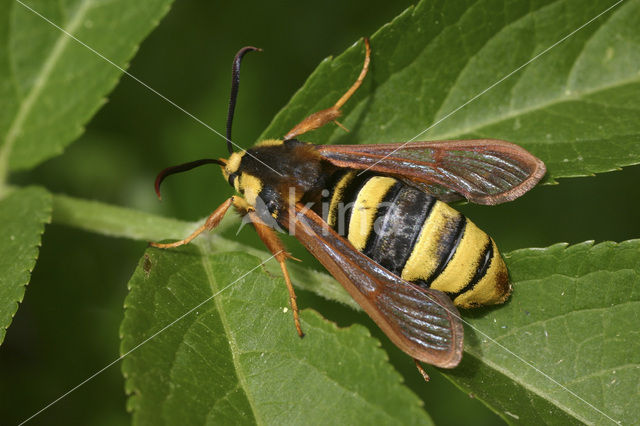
[49,191,356,308]
[52,192,212,242]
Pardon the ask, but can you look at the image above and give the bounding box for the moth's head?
[154,46,262,203]
[222,139,284,203]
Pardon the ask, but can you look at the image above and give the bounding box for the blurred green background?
[2,1,639,425]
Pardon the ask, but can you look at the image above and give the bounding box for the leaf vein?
[491,299,640,343]
[564,363,640,386]
[0,0,92,179]
[198,250,262,425]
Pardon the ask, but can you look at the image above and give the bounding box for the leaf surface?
[121,240,639,424]
[118,0,640,423]
[0,0,174,173]
[448,240,640,424]
[260,0,640,183]
[121,249,432,425]
[0,186,51,344]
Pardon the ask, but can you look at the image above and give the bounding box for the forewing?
[316,139,546,205]
[285,204,464,368]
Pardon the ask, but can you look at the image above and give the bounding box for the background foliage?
[1,0,638,425]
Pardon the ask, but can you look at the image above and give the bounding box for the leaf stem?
[49,190,356,308]
[52,192,210,242]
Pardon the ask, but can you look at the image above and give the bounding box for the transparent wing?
[286,205,464,368]
[316,139,546,205]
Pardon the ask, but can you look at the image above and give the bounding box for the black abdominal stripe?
[322,170,509,308]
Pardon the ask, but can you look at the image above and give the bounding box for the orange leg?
[150,197,234,248]
[248,211,304,338]
[414,359,431,382]
[151,196,304,337]
[283,38,371,140]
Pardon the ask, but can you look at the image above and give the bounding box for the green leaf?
[260,0,640,183]
[121,249,431,425]
[0,186,51,344]
[49,192,357,308]
[121,240,639,424]
[0,0,174,176]
[448,240,639,424]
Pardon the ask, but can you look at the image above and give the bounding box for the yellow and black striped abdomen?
[321,170,511,308]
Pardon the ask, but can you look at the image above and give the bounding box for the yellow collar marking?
[240,173,263,206]
[225,151,245,177]
[255,139,284,147]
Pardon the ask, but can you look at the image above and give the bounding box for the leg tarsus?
[150,197,234,248]
[284,38,370,140]
[333,120,350,133]
[279,259,304,338]
[413,359,431,382]
[249,211,304,338]
[332,37,371,111]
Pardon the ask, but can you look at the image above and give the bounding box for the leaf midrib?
[429,0,624,140]
[463,301,635,423]
[491,298,640,343]
[432,76,639,141]
[198,248,263,426]
[323,0,633,157]
[222,297,423,424]
[0,0,92,183]
[463,350,606,425]
[463,265,636,423]
[322,0,549,143]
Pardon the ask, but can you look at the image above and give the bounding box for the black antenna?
[226,46,261,154]
[154,159,225,200]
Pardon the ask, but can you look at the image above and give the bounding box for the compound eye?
[227,173,237,187]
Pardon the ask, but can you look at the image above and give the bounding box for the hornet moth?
[151,39,546,379]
